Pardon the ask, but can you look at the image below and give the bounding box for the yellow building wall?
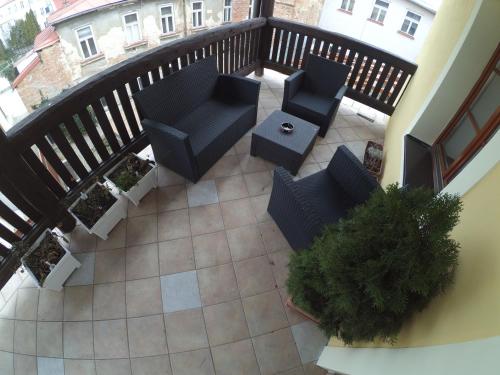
[330,0,500,349]
[380,0,476,186]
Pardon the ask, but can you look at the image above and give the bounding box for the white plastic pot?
[104,153,158,206]
[22,229,81,292]
[69,182,127,240]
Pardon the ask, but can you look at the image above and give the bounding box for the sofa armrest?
[141,118,198,178]
[216,75,261,106]
[284,70,305,102]
[327,145,379,205]
[335,85,348,101]
[267,167,324,251]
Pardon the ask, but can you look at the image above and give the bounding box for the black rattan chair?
[282,54,350,137]
[267,145,380,251]
[133,56,260,182]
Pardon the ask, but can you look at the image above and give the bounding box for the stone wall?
[16,43,73,112]
[274,0,325,26]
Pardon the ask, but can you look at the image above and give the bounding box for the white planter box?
[22,229,81,292]
[69,182,127,240]
[104,153,158,206]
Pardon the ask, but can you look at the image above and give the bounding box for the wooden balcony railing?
[0,16,416,288]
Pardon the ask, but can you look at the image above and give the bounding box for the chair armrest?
[284,70,305,102]
[327,145,379,205]
[335,85,348,101]
[141,118,197,176]
[216,75,261,105]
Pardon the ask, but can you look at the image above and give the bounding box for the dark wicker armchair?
[282,54,350,137]
[133,56,260,182]
[267,146,380,251]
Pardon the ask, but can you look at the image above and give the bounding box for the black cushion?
[288,90,334,116]
[303,55,351,98]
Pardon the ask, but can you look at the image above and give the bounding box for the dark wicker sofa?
[133,56,260,182]
[282,54,350,137]
[267,146,380,251]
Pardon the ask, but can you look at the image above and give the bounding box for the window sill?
[124,40,148,50]
[337,8,353,15]
[397,30,415,40]
[80,52,104,67]
[159,31,181,39]
[367,18,384,26]
[191,26,208,32]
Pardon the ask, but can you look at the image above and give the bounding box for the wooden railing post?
[0,130,76,233]
[255,0,275,76]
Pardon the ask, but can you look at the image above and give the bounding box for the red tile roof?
[34,26,59,51]
[48,0,126,25]
[12,56,41,88]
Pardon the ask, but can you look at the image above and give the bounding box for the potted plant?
[69,181,127,240]
[363,141,383,177]
[287,184,462,344]
[104,153,157,206]
[16,230,81,291]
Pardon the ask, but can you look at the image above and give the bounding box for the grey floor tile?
[38,357,64,375]
[64,321,94,359]
[291,321,328,364]
[14,354,36,375]
[14,320,36,355]
[37,321,63,357]
[65,252,95,286]
[0,351,13,375]
[187,180,219,207]
[15,287,39,320]
[0,318,14,352]
[160,271,201,313]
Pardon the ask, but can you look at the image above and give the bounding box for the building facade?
[274,0,325,26]
[319,0,436,61]
[0,0,56,44]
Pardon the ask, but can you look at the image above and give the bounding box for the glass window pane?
[401,19,410,32]
[379,9,386,22]
[80,41,90,58]
[443,114,477,166]
[168,17,173,31]
[88,38,97,55]
[409,22,417,35]
[193,2,201,10]
[370,8,377,19]
[407,11,421,21]
[225,0,231,6]
[192,13,196,26]
[375,0,388,8]
[77,26,91,39]
[125,13,137,24]
[470,73,500,128]
[341,0,348,9]
[161,18,167,33]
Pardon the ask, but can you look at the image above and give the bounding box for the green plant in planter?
[287,183,462,344]
[109,155,152,192]
[71,183,117,229]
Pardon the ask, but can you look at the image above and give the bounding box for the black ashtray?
[280,122,294,134]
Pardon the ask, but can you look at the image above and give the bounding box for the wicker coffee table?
[251,110,319,175]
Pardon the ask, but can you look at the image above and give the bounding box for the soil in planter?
[108,155,153,192]
[72,184,117,229]
[24,234,65,284]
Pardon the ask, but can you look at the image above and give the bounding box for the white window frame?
[75,25,99,60]
[223,0,232,23]
[159,3,175,34]
[191,1,204,28]
[122,11,142,45]
[340,0,355,12]
[369,0,389,23]
[400,10,421,37]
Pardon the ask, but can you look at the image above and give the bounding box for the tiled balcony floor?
[0,70,386,375]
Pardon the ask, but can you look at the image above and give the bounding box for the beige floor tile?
[297,163,321,179]
[131,355,172,375]
[64,285,93,321]
[234,256,276,298]
[14,354,37,375]
[69,225,97,253]
[157,209,190,242]
[252,328,301,375]
[94,248,126,284]
[243,171,273,196]
[192,231,231,269]
[337,127,360,141]
[202,155,242,179]
[15,287,39,320]
[37,321,62,357]
[211,339,260,375]
[37,289,64,321]
[243,290,289,337]
[95,358,131,375]
[302,361,328,374]
[93,319,129,359]
[311,145,334,163]
[323,128,344,143]
[96,220,126,251]
[268,249,292,288]
[93,282,126,320]
[215,175,249,202]
[0,318,14,352]
[203,299,249,346]
[125,277,163,317]
[164,308,208,353]
[238,154,271,173]
[259,221,291,253]
[127,189,157,217]
[234,136,252,154]
[64,359,97,375]
[189,204,224,236]
[126,243,159,280]
[63,321,94,359]
[250,194,271,222]
[170,348,215,375]
[197,263,239,306]
[126,214,158,246]
[159,237,195,275]
[280,366,305,375]
[157,166,185,187]
[221,198,256,229]
[278,288,306,325]
[157,185,188,212]
[14,320,36,355]
[226,225,266,261]
[128,314,168,358]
